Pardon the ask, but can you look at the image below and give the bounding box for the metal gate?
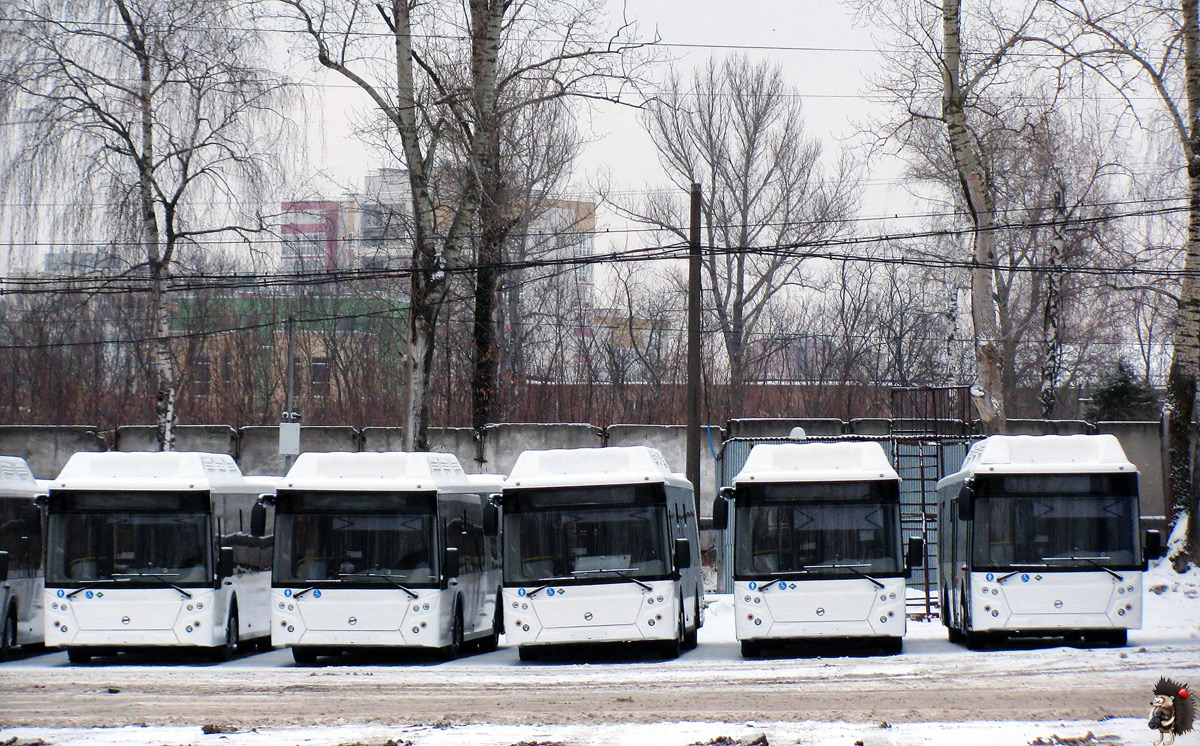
[716,433,973,619]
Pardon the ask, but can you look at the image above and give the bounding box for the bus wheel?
[211,608,239,662]
[947,625,964,644]
[682,599,699,651]
[659,607,684,659]
[0,611,17,661]
[964,629,992,650]
[291,646,317,665]
[1086,629,1127,647]
[479,594,502,654]
[439,605,463,661]
[67,647,92,665]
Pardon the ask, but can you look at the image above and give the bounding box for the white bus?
[268,452,503,663]
[500,446,702,661]
[713,441,921,657]
[0,457,46,659]
[937,434,1162,648]
[42,452,274,664]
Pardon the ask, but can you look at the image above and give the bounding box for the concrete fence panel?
[114,425,237,455]
[238,425,360,476]
[0,425,104,479]
[726,418,846,439]
[481,423,602,478]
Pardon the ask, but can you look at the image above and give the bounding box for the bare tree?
[1,0,292,449]
[620,54,858,399]
[1028,0,1200,565]
[854,0,1061,431]
[279,0,645,445]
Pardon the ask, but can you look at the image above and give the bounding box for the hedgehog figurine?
[1149,677,1194,746]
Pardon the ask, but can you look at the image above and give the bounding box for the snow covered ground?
[2,561,1198,746]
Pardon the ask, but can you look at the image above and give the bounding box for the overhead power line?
[0,200,1189,305]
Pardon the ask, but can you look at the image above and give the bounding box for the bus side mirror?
[0,551,8,583]
[443,546,460,580]
[710,496,729,532]
[713,487,732,530]
[1145,529,1164,561]
[250,502,268,538]
[483,501,499,538]
[906,537,924,578]
[217,546,235,579]
[674,537,692,572]
[958,485,974,520]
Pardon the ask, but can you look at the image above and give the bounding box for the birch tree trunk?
[942,0,1007,433]
[118,0,176,451]
[1167,0,1200,566]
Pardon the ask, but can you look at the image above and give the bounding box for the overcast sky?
[303,0,907,251]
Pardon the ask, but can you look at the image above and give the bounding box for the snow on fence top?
[53,451,248,492]
[938,434,1136,490]
[0,455,40,496]
[280,451,483,492]
[732,441,900,485]
[505,446,687,491]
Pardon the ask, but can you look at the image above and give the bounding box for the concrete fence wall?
[0,418,1170,518]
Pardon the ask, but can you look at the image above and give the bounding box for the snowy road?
[2,598,1198,730]
[1,565,1198,745]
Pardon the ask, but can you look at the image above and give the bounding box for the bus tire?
[947,625,964,644]
[211,607,239,662]
[683,598,699,651]
[67,647,92,665]
[478,593,502,653]
[0,609,17,661]
[291,646,317,665]
[439,604,463,661]
[964,629,991,650]
[1086,629,1127,647]
[660,605,684,659]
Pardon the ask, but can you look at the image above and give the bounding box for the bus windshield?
[273,493,438,584]
[47,512,212,584]
[503,485,669,584]
[972,473,1140,569]
[733,481,901,578]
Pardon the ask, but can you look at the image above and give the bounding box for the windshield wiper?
[762,571,811,590]
[571,568,653,591]
[65,580,116,599]
[339,572,419,599]
[1043,555,1123,581]
[803,563,885,590]
[524,577,575,597]
[995,563,1048,584]
[292,586,319,599]
[111,572,193,599]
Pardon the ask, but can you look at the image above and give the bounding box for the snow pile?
[1142,559,1200,639]
[0,718,1163,746]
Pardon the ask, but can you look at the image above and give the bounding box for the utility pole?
[686,183,702,517]
[280,315,300,473]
